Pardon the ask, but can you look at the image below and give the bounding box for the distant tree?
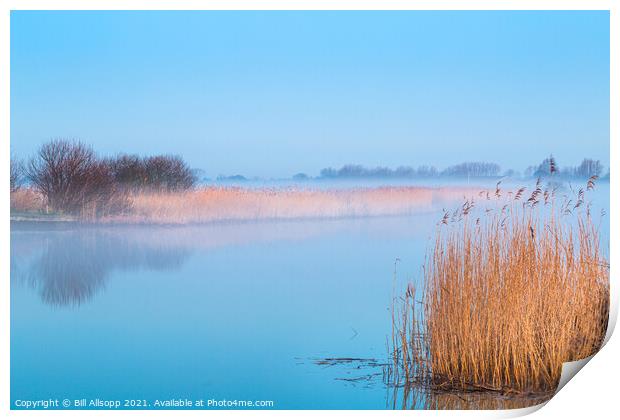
[320,167,338,178]
[530,156,603,179]
[216,174,248,182]
[532,155,558,178]
[320,165,369,178]
[394,166,415,177]
[292,173,309,181]
[319,164,430,179]
[441,162,501,178]
[338,164,367,178]
[574,159,603,178]
[370,166,392,177]
[319,162,502,179]
[416,165,438,177]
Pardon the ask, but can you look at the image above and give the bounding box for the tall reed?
[391,177,609,395]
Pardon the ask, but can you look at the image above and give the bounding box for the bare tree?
[142,155,196,191]
[10,157,23,192]
[105,154,148,192]
[441,162,501,177]
[532,156,604,179]
[26,139,128,216]
[78,160,130,218]
[106,154,196,192]
[575,159,603,178]
[532,155,558,177]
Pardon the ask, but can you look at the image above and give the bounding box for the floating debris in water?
[312,357,386,368]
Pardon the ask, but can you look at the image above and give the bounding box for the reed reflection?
[387,383,552,410]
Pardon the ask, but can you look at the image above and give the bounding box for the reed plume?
[391,180,609,396]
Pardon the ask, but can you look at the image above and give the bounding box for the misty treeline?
[524,156,606,179]
[11,139,197,217]
[319,162,500,179]
[318,156,609,180]
[10,139,609,218]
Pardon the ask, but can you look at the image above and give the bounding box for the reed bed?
[104,186,477,224]
[390,177,609,396]
[10,188,46,213]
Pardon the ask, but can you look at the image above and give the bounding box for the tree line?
[318,162,500,179]
[11,139,197,217]
[524,156,607,179]
[317,156,608,180]
[10,140,609,217]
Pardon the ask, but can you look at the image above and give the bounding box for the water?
[10,181,609,410]
[11,214,436,409]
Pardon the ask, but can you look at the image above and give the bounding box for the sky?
[10,11,610,178]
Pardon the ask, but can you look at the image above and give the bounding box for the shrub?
[106,154,196,192]
[105,154,147,192]
[26,139,128,217]
[142,155,197,191]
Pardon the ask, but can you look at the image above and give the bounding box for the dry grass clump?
[391,177,609,396]
[104,186,477,224]
[10,188,46,213]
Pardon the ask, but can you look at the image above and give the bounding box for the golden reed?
[390,177,609,396]
[11,186,480,223]
[106,186,477,224]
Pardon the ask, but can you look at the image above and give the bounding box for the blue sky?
[11,11,609,178]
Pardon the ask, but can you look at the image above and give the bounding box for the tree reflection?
[11,226,191,307]
[11,216,430,308]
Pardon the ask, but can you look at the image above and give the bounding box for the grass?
[389,177,609,397]
[10,188,46,213]
[10,185,480,224]
[9,189,78,221]
[98,186,477,224]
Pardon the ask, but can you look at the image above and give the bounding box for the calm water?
[11,214,436,409]
[10,181,609,410]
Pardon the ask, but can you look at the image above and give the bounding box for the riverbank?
[10,212,77,223]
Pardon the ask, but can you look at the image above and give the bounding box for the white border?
[1,2,616,419]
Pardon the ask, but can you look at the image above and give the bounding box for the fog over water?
[10,180,609,409]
